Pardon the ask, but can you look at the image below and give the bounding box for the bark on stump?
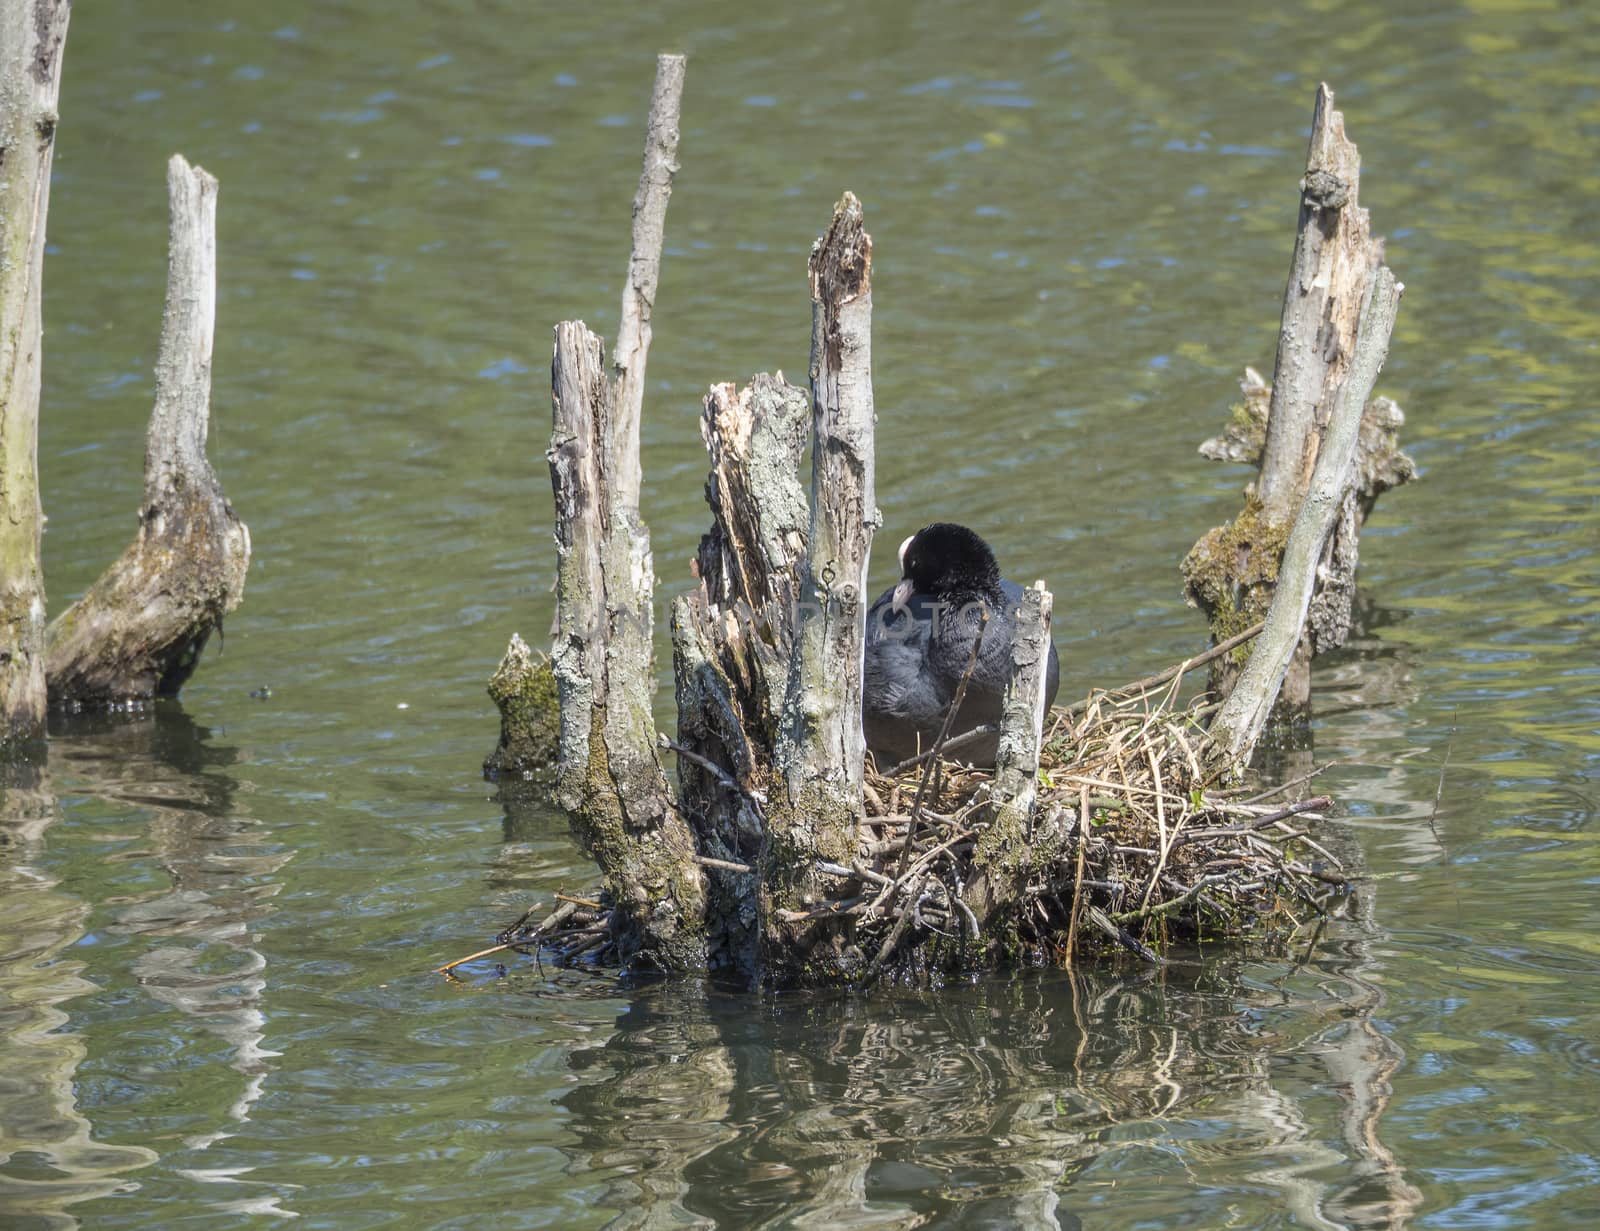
[1208,268,1404,764]
[46,157,251,703]
[501,61,1373,984]
[1184,84,1414,725]
[0,0,71,750]
[762,194,878,981]
[543,55,708,972]
[669,194,879,984]
[671,373,810,978]
[549,321,707,970]
[967,583,1055,930]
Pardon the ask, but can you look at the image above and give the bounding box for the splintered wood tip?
[809,192,873,304]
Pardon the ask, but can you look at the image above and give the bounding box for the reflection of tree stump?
[46,157,251,705]
[557,965,1419,1227]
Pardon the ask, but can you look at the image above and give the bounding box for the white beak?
[898,534,914,568]
[892,578,914,608]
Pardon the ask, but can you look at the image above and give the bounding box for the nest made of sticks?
[847,685,1345,973]
[449,657,1350,981]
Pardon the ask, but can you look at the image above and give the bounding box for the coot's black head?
[896,523,1004,604]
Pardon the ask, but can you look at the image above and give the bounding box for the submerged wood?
[46,156,251,704]
[1184,83,1411,717]
[0,0,71,748]
[544,56,706,971]
[1210,267,1403,764]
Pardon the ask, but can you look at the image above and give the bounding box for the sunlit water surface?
[3,0,1598,1227]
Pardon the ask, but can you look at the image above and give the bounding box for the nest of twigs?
[853,687,1345,971]
[447,662,1350,981]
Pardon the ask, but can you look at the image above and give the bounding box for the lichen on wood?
[548,320,706,971]
[1209,267,1405,765]
[45,156,251,705]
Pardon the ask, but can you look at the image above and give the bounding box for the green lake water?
[3,0,1598,1226]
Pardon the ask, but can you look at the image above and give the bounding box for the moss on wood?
[483,633,560,781]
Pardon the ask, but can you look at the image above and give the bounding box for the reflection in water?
[558,926,1422,1230]
[1,706,295,1225]
[540,619,1434,1230]
[1,760,157,1229]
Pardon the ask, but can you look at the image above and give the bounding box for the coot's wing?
[864,589,950,762]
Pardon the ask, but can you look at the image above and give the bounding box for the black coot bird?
[863,523,1061,768]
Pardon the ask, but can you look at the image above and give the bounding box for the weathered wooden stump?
[0,0,72,750]
[5,8,246,753]
[483,633,560,781]
[1184,84,1414,734]
[46,156,251,704]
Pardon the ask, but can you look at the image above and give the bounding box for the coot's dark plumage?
[863,523,1061,768]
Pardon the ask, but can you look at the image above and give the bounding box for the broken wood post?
[1184,83,1413,720]
[545,55,706,970]
[612,52,685,516]
[668,373,810,978]
[0,0,71,750]
[1209,267,1403,764]
[1257,84,1376,526]
[482,633,559,781]
[483,54,686,787]
[45,156,251,704]
[967,582,1054,929]
[763,193,878,980]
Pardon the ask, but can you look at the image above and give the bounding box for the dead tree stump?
[483,633,559,781]
[0,0,71,749]
[46,157,251,704]
[670,196,880,983]
[1184,84,1415,724]
[475,63,1389,985]
[1209,268,1404,763]
[541,55,709,971]
[967,582,1055,928]
[671,373,810,977]
[548,320,707,969]
[762,195,879,980]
